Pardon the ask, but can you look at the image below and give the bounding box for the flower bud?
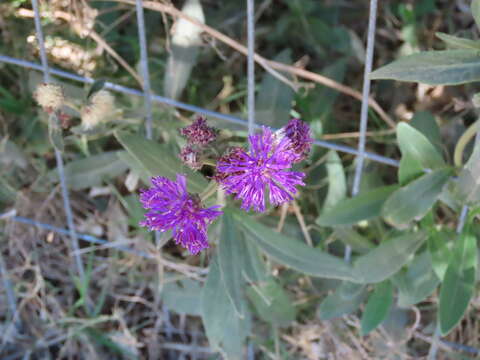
[180,116,217,146]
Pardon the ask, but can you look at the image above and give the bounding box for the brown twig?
[110,0,395,127]
[291,200,313,246]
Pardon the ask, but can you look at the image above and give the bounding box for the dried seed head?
[34,83,65,112]
[81,90,115,129]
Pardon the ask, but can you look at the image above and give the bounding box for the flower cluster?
[140,117,312,255]
[216,125,306,212]
[139,174,222,254]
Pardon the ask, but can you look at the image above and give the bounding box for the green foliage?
[382,169,452,227]
[232,209,355,281]
[352,232,428,284]
[218,212,248,317]
[361,281,393,335]
[371,50,480,85]
[247,278,296,327]
[318,282,367,320]
[115,132,207,193]
[201,258,250,358]
[316,185,399,226]
[439,230,477,335]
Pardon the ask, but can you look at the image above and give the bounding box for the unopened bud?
[34,83,64,112]
[81,90,115,129]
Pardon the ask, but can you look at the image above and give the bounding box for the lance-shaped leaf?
[318,282,367,320]
[435,32,480,50]
[317,185,399,226]
[353,231,428,284]
[201,257,250,358]
[218,212,247,317]
[396,122,445,184]
[361,281,393,335]
[382,169,452,227]
[370,50,480,85]
[439,231,477,335]
[232,210,355,281]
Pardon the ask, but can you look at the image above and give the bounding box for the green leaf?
[353,231,428,284]
[0,177,16,204]
[201,257,250,358]
[397,122,445,172]
[439,231,477,335]
[382,169,452,227]
[472,0,480,30]
[219,212,247,317]
[48,113,64,152]
[247,278,296,327]
[428,229,453,280]
[53,151,129,190]
[333,227,374,253]
[361,281,393,335]
[162,279,202,315]
[391,251,440,307]
[318,282,367,320]
[399,152,424,185]
[436,32,480,50]
[242,239,268,283]
[256,50,294,127]
[87,79,107,99]
[115,132,207,194]
[370,50,480,85]
[323,150,347,211]
[232,209,355,281]
[410,111,443,155]
[316,185,399,226]
[455,140,480,205]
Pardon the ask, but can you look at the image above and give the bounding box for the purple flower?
[281,118,313,162]
[180,116,217,146]
[216,127,305,212]
[139,174,222,254]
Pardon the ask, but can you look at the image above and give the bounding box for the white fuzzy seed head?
[34,83,65,112]
[81,90,115,129]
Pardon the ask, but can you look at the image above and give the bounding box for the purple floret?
[180,116,217,146]
[216,127,305,212]
[139,174,222,254]
[281,118,313,162]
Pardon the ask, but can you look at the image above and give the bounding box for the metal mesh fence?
[0,0,471,358]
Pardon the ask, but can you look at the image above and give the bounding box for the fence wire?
[0,0,474,358]
[31,0,88,306]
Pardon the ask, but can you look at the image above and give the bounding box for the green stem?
[454,120,479,168]
[200,181,218,202]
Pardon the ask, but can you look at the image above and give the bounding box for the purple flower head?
[280,118,313,162]
[216,127,305,212]
[180,116,217,146]
[139,174,222,254]
[179,146,201,170]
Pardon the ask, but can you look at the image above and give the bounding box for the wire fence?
[0,0,473,358]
